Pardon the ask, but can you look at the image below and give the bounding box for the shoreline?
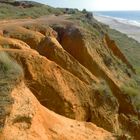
[94,15,140,42]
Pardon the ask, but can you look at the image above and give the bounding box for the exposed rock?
[23,23,58,38]
[0,82,115,140]
[0,35,30,49]
[37,36,99,85]
[4,48,119,133]
[3,26,45,49]
[54,25,137,115]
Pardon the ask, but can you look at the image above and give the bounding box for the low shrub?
[121,82,140,111]
[0,51,23,77]
[0,51,23,131]
[96,79,114,98]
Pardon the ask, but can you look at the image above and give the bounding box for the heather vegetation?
[106,28,140,110]
[108,28,140,75]
[0,1,62,19]
[0,0,95,20]
[0,51,23,132]
[87,20,140,111]
[0,52,23,77]
[121,79,140,110]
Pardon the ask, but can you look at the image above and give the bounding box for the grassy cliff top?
[0,0,63,19]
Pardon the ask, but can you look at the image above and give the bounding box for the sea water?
[94,11,140,27]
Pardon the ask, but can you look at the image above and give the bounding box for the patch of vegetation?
[105,26,140,114]
[107,28,140,75]
[2,45,10,49]
[135,66,140,76]
[13,115,32,124]
[0,51,23,131]
[60,8,80,15]
[121,79,140,111]
[0,51,23,77]
[97,80,113,97]
[68,14,101,37]
[0,1,63,19]
[94,80,118,110]
[68,10,109,39]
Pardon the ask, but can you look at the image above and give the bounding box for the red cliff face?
[0,15,139,139]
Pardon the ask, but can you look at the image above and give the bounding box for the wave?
[94,13,140,27]
[113,17,140,27]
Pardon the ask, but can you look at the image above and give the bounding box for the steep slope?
[108,28,140,75]
[0,51,115,140]
[53,24,137,115]
[37,36,99,85]
[104,34,135,73]
[3,26,45,49]
[5,48,119,134]
[0,81,115,140]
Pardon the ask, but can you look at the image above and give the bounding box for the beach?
[94,15,140,42]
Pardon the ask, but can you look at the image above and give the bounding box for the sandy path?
[0,14,72,29]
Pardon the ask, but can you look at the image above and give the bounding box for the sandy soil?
[0,14,72,29]
[94,15,140,42]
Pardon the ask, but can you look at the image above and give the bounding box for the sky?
[34,0,140,11]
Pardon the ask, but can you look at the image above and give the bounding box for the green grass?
[120,78,140,110]
[108,28,140,75]
[121,86,140,110]
[0,51,23,131]
[0,51,23,77]
[135,66,140,75]
[96,80,113,97]
[68,14,102,38]
[0,3,63,19]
